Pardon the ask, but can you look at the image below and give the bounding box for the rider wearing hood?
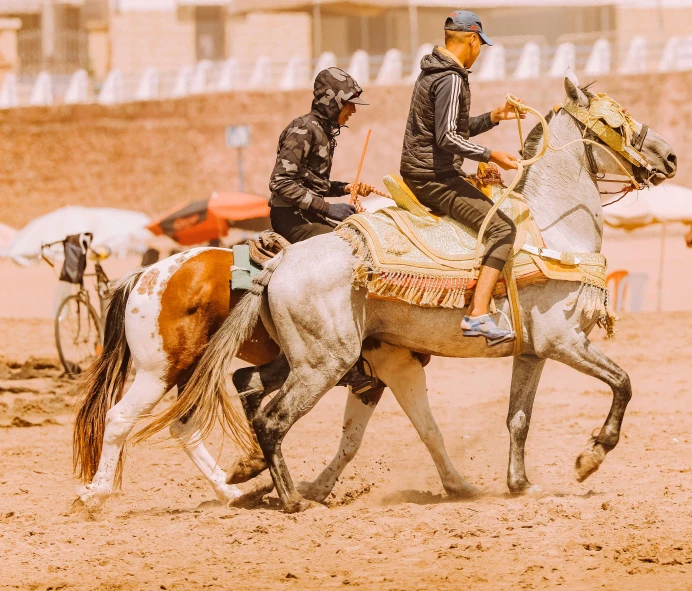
[269,67,372,243]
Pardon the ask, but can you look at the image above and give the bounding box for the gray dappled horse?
[141,71,677,513]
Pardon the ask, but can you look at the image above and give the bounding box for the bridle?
[556,93,656,206]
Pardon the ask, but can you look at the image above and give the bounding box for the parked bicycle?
[41,233,112,377]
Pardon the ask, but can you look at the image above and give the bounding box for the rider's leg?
[269,207,333,243]
[468,265,502,316]
[404,176,516,341]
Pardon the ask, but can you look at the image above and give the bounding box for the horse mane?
[515,83,595,194]
[514,109,555,194]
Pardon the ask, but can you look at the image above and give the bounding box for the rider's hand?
[491,98,527,123]
[326,203,357,222]
[345,182,374,197]
[489,151,520,171]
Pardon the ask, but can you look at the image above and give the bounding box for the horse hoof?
[296,481,330,504]
[228,474,274,509]
[284,497,326,514]
[215,484,243,504]
[575,443,607,483]
[445,480,482,499]
[226,454,268,484]
[75,485,107,511]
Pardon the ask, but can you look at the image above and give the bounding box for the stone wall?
[0,71,687,229]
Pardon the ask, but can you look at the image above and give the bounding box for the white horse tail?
[134,251,285,457]
[72,268,144,485]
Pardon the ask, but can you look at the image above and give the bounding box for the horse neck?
[520,112,604,253]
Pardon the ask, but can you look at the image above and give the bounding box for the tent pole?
[656,222,667,312]
[408,2,419,60]
[313,3,322,58]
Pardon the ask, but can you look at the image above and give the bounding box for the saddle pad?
[335,175,614,337]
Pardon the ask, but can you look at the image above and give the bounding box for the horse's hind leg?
[298,384,384,503]
[506,354,546,495]
[78,370,168,509]
[224,354,291,484]
[373,344,478,498]
[549,336,632,482]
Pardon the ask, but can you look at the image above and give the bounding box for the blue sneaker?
[461,314,515,346]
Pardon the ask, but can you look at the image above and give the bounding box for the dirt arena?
[1,308,691,591]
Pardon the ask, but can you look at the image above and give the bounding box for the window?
[195,6,225,61]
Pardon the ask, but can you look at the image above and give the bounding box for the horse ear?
[564,68,589,107]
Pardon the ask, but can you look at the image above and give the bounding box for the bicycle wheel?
[55,294,103,377]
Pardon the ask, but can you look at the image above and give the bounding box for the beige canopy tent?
[603,183,692,311]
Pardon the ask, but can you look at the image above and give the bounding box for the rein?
[473,93,654,268]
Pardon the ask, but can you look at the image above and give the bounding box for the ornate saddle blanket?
[336,171,615,336]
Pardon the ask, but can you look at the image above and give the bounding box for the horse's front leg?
[506,354,546,495]
[549,336,632,482]
[298,384,384,502]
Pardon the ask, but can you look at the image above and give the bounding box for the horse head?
[562,69,677,188]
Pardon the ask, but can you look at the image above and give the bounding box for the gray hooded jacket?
[269,68,363,214]
[400,46,496,180]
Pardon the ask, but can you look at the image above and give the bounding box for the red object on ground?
[146,192,270,245]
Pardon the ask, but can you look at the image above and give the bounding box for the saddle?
[335,166,616,346]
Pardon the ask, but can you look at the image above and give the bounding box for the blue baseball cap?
[444,10,493,46]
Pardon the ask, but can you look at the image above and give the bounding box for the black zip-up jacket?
[400,46,497,180]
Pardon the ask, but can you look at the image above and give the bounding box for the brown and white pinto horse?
[73,248,278,507]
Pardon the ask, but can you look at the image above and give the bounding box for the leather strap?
[503,258,523,356]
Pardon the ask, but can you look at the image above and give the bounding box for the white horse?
[138,71,677,513]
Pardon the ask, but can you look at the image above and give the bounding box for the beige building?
[0,0,691,80]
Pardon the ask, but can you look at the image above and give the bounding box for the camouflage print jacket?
[269,68,363,215]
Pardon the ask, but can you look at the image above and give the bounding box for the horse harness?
[557,94,654,204]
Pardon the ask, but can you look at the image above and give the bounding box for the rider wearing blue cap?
[400,10,526,345]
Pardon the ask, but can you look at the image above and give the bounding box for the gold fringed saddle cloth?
[335,172,616,337]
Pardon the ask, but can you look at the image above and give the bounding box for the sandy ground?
[1,310,691,591]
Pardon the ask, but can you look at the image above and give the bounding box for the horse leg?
[253,369,341,513]
[298,384,384,502]
[169,404,243,503]
[506,354,546,495]
[549,336,632,482]
[225,354,291,484]
[77,369,168,509]
[373,344,479,497]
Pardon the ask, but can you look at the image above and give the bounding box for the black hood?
[311,67,364,127]
[420,46,468,78]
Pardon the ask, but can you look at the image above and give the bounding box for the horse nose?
[665,151,677,176]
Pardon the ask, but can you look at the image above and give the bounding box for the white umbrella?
[603,183,692,229]
[603,183,692,312]
[0,206,153,266]
[0,223,16,249]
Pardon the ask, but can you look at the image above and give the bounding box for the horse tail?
[133,251,284,457]
[72,268,144,485]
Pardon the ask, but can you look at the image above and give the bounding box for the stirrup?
[339,357,380,395]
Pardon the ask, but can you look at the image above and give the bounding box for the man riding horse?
[401,10,527,344]
[269,66,378,393]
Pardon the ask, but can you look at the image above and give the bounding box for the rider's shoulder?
[283,113,318,138]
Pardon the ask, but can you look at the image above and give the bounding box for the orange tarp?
[147,192,270,246]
